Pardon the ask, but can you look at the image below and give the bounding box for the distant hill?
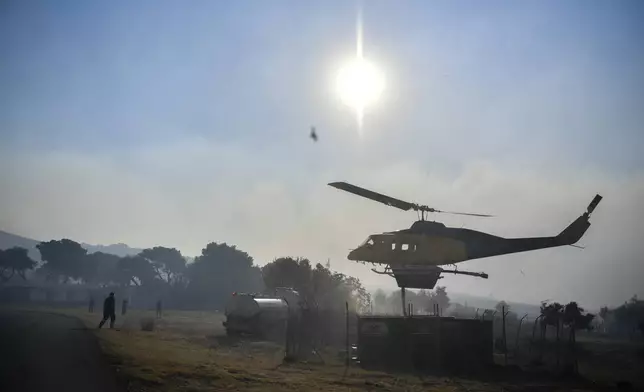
[80,242,143,257]
[0,230,143,260]
[0,230,39,250]
[0,230,42,261]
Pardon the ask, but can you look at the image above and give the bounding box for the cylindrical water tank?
[225,295,288,319]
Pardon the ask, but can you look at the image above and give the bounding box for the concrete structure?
[357,315,493,371]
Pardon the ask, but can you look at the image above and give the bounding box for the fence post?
[556,317,561,370]
[570,320,578,374]
[515,314,528,356]
[401,288,407,317]
[529,314,543,355]
[502,306,507,365]
[345,301,350,368]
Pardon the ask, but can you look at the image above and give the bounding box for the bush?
[140,317,155,331]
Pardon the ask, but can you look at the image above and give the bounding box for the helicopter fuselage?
[348,210,596,267]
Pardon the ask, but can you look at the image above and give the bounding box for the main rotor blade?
[328,182,415,211]
[436,210,494,218]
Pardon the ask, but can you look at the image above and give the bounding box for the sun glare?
[336,57,385,128]
[335,11,385,133]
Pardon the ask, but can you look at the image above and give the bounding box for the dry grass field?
[34,307,639,392]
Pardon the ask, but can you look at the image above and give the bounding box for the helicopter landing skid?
[370,265,394,276]
[440,268,489,279]
[371,264,488,289]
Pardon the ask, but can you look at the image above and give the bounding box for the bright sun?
[335,13,385,133]
[336,57,385,128]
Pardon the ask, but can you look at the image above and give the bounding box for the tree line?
[0,240,369,311]
[0,247,36,283]
[371,286,450,315]
[599,295,644,338]
[369,286,599,335]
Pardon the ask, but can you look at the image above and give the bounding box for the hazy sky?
[2,1,643,309]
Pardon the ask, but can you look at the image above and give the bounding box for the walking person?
[98,292,116,329]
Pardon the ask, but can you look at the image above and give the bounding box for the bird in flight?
[310,126,318,142]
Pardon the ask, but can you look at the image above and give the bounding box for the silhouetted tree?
[541,301,565,327]
[262,257,312,295]
[563,301,595,330]
[117,255,157,286]
[85,252,121,286]
[310,262,347,307]
[341,275,371,312]
[540,301,595,332]
[36,239,88,283]
[386,289,405,314]
[434,286,450,311]
[139,247,187,287]
[373,288,387,313]
[0,247,37,283]
[411,290,428,314]
[611,295,644,337]
[187,242,263,309]
[262,257,370,312]
[384,287,451,315]
[418,286,450,313]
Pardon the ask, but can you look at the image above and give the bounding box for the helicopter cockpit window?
[361,237,375,247]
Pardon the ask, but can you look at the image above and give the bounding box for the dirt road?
[0,309,123,392]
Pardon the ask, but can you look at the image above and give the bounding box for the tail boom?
[556,193,602,245]
[465,194,602,260]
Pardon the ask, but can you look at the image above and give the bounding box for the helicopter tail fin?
[557,194,602,245]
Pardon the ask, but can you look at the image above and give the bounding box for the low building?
[357,315,493,371]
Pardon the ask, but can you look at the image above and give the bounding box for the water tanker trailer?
[222,292,290,339]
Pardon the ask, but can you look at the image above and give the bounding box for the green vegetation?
[186,243,263,309]
[6,238,369,312]
[262,257,370,312]
[0,247,37,283]
[600,295,644,338]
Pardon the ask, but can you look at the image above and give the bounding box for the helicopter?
[329,181,602,289]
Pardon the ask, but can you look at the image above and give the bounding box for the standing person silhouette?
[98,292,116,329]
